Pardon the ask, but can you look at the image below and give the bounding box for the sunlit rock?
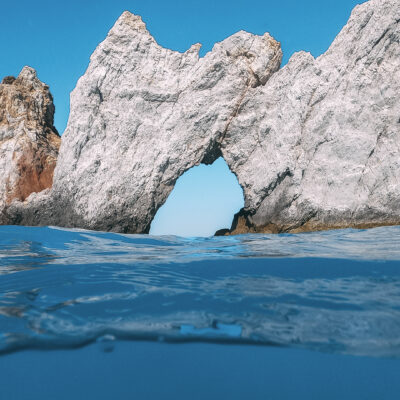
[225,0,400,233]
[8,11,282,232]
[4,0,400,234]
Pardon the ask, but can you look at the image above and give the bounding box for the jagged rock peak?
[16,66,40,86]
[117,11,149,32]
[108,11,155,41]
[0,66,58,138]
[2,66,49,91]
[0,66,60,219]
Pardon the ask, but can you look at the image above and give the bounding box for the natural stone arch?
[37,12,282,233]
[5,1,400,234]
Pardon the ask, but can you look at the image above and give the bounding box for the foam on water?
[1,225,400,357]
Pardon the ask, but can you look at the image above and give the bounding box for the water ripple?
[0,225,400,358]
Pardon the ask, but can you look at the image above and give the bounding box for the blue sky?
[1,0,363,236]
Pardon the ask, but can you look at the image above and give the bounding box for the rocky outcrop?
[3,0,400,234]
[224,0,400,233]
[7,13,282,232]
[0,67,60,224]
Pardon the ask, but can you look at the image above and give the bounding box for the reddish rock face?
[0,67,60,208]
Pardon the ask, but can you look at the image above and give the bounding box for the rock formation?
[0,67,60,224]
[225,0,400,233]
[2,0,400,234]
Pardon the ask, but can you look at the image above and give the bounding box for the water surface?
[1,225,400,399]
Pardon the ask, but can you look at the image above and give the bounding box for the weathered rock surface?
[0,67,60,224]
[7,12,282,232]
[225,0,400,233]
[4,0,400,234]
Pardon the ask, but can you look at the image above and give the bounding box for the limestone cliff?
[225,0,400,233]
[8,13,283,232]
[0,67,60,224]
[3,0,400,234]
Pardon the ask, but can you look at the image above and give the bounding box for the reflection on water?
[0,225,400,357]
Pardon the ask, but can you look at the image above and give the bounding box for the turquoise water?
[1,225,400,399]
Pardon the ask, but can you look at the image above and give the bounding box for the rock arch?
[4,0,400,234]
[43,12,282,233]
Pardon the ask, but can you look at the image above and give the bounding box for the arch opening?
[149,157,244,237]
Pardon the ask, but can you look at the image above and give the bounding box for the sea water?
[0,225,400,399]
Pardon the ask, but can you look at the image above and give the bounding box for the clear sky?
[1,0,363,236]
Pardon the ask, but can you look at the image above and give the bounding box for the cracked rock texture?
[226,0,400,233]
[0,67,60,224]
[4,0,400,234]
